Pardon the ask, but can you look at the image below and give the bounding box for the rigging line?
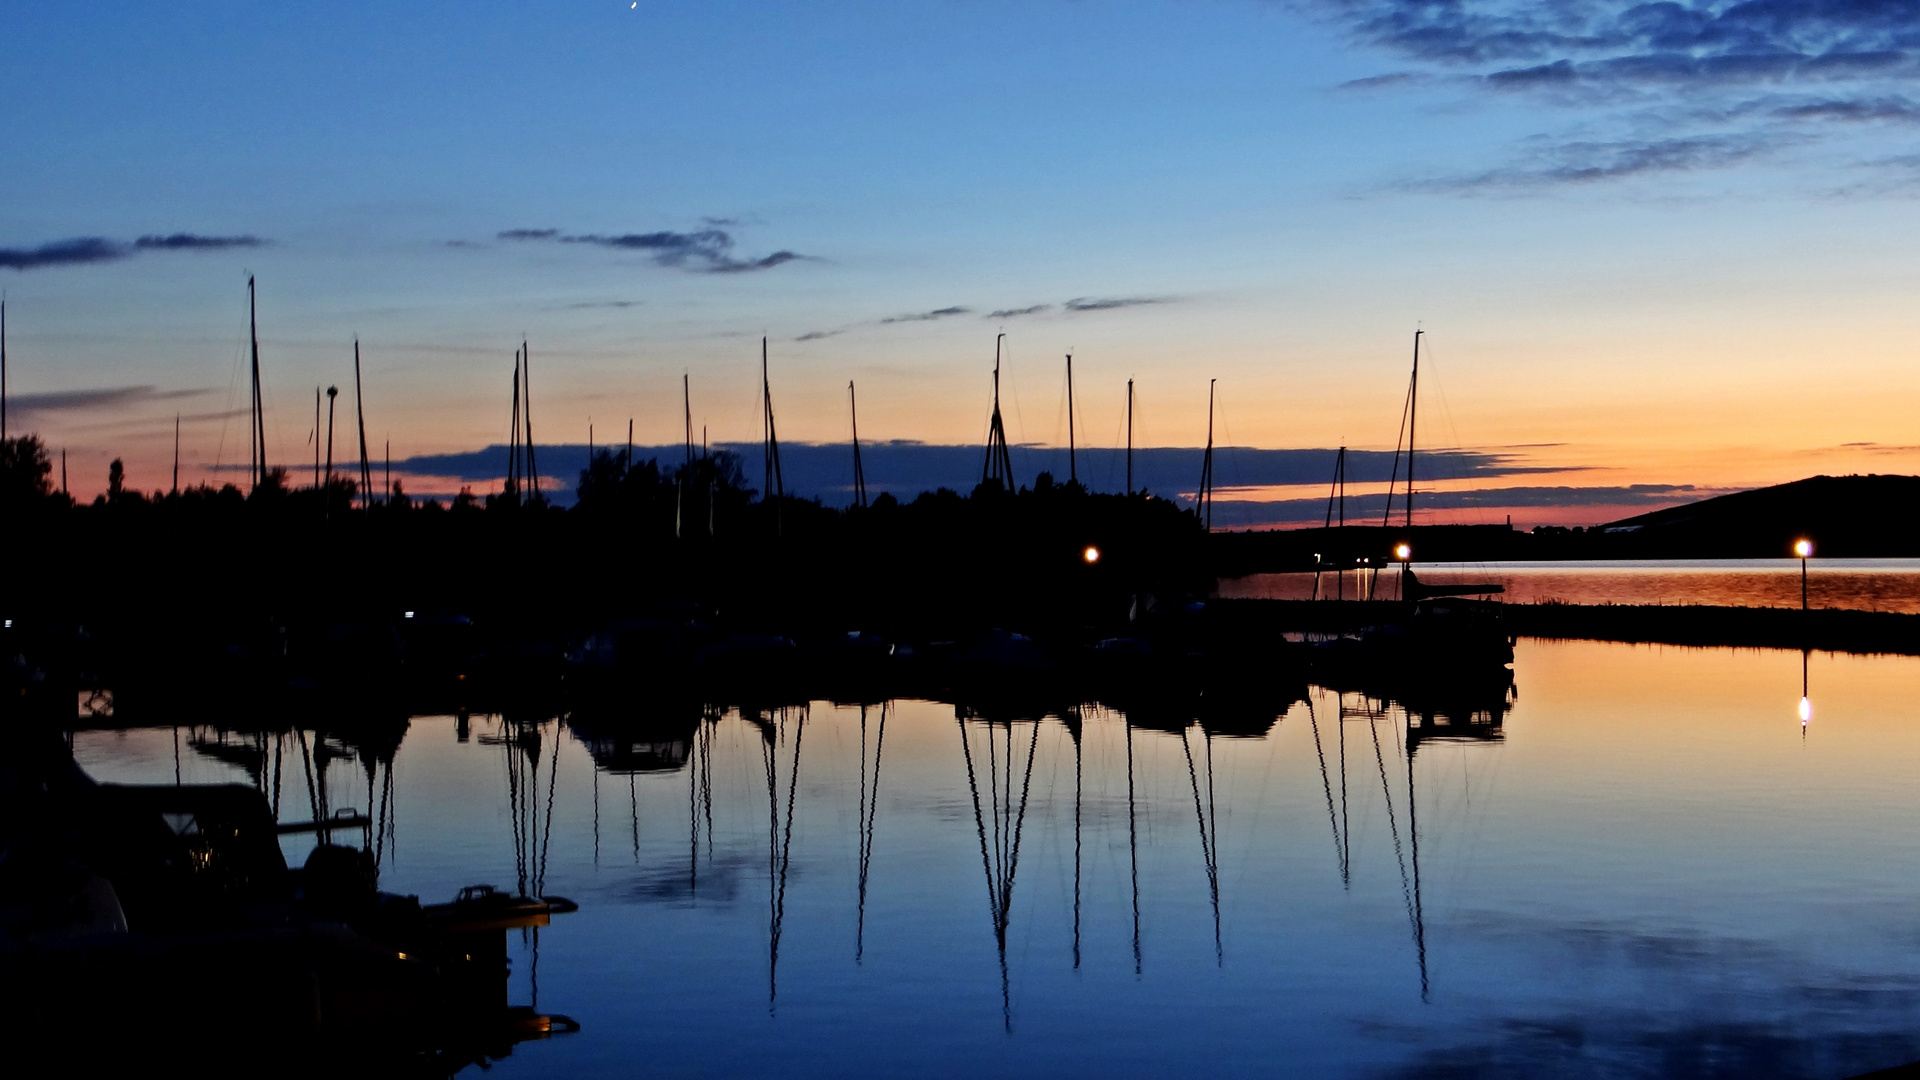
[271,734,284,821]
[1001,721,1041,938]
[1125,716,1142,977]
[959,719,1001,929]
[986,719,1004,894]
[1404,715,1430,1002]
[629,771,639,863]
[1181,726,1223,965]
[688,720,699,892]
[856,702,889,963]
[1307,696,1347,886]
[297,727,321,827]
[702,715,715,857]
[1072,717,1082,970]
[1381,373,1414,532]
[768,708,807,1012]
[373,758,389,867]
[504,723,527,896]
[1370,713,1420,989]
[593,760,601,869]
[537,721,560,896]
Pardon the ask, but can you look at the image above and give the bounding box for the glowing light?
[404,611,415,619]
[1799,696,1812,723]
[1083,545,1101,564]
[1394,543,1412,561]
[1794,539,1813,558]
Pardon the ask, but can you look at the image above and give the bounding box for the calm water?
[74,640,1920,1079]
[1221,558,1920,613]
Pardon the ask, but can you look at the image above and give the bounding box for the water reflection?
[59,641,1920,1078]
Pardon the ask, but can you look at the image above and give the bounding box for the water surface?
[1221,558,1920,613]
[73,641,1920,1078]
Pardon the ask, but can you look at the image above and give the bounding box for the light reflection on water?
[71,641,1920,1079]
[1221,558,1920,613]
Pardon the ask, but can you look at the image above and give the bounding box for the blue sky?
[8,1,1920,522]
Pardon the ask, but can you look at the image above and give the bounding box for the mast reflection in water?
[64,640,1920,1079]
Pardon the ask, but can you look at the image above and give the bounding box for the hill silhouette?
[1593,474,1920,558]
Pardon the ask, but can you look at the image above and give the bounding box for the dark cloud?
[11,385,211,412]
[1,234,265,271]
[1215,483,1699,526]
[499,226,807,273]
[987,304,1052,319]
[1063,296,1167,312]
[1313,0,1920,80]
[794,328,845,342]
[396,441,1577,509]
[706,250,802,273]
[132,233,263,251]
[0,238,124,270]
[562,299,643,310]
[880,306,971,324]
[1311,0,1920,188]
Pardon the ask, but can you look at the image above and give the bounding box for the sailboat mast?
[521,339,538,501]
[1406,330,1420,531]
[1199,379,1216,531]
[313,388,322,489]
[1,297,8,441]
[354,339,373,510]
[1125,378,1134,496]
[982,334,1013,488]
[761,337,784,501]
[249,277,264,492]
[507,351,522,498]
[1066,353,1076,486]
[172,414,180,495]
[849,380,868,509]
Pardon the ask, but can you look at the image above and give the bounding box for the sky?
[6,0,1920,526]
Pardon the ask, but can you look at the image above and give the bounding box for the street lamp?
[1394,543,1412,562]
[1083,545,1101,565]
[1793,538,1812,611]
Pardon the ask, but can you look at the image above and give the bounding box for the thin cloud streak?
[497,225,807,274]
[0,233,263,271]
[11,385,213,412]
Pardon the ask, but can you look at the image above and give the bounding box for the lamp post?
[1793,538,1812,611]
[1395,542,1412,602]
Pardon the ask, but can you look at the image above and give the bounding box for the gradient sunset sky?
[6,1,1920,525]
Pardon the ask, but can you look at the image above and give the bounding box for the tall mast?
[1125,378,1134,496]
[324,385,338,492]
[1065,353,1076,486]
[981,334,1013,488]
[521,339,538,502]
[1,297,8,441]
[354,339,373,510]
[172,414,180,495]
[1199,378,1215,531]
[625,418,633,474]
[849,380,868,509]
[313,388,322,488]
[249,277,264,491]
[761,337,784,501]
[1406,330,1421,531]
[507,351,522,498]
[677,374,690,539]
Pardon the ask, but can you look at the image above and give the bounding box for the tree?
[0,434,54,506]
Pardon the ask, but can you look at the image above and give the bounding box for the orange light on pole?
[1083,545,1101,565]
[1394,543,1411,562]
